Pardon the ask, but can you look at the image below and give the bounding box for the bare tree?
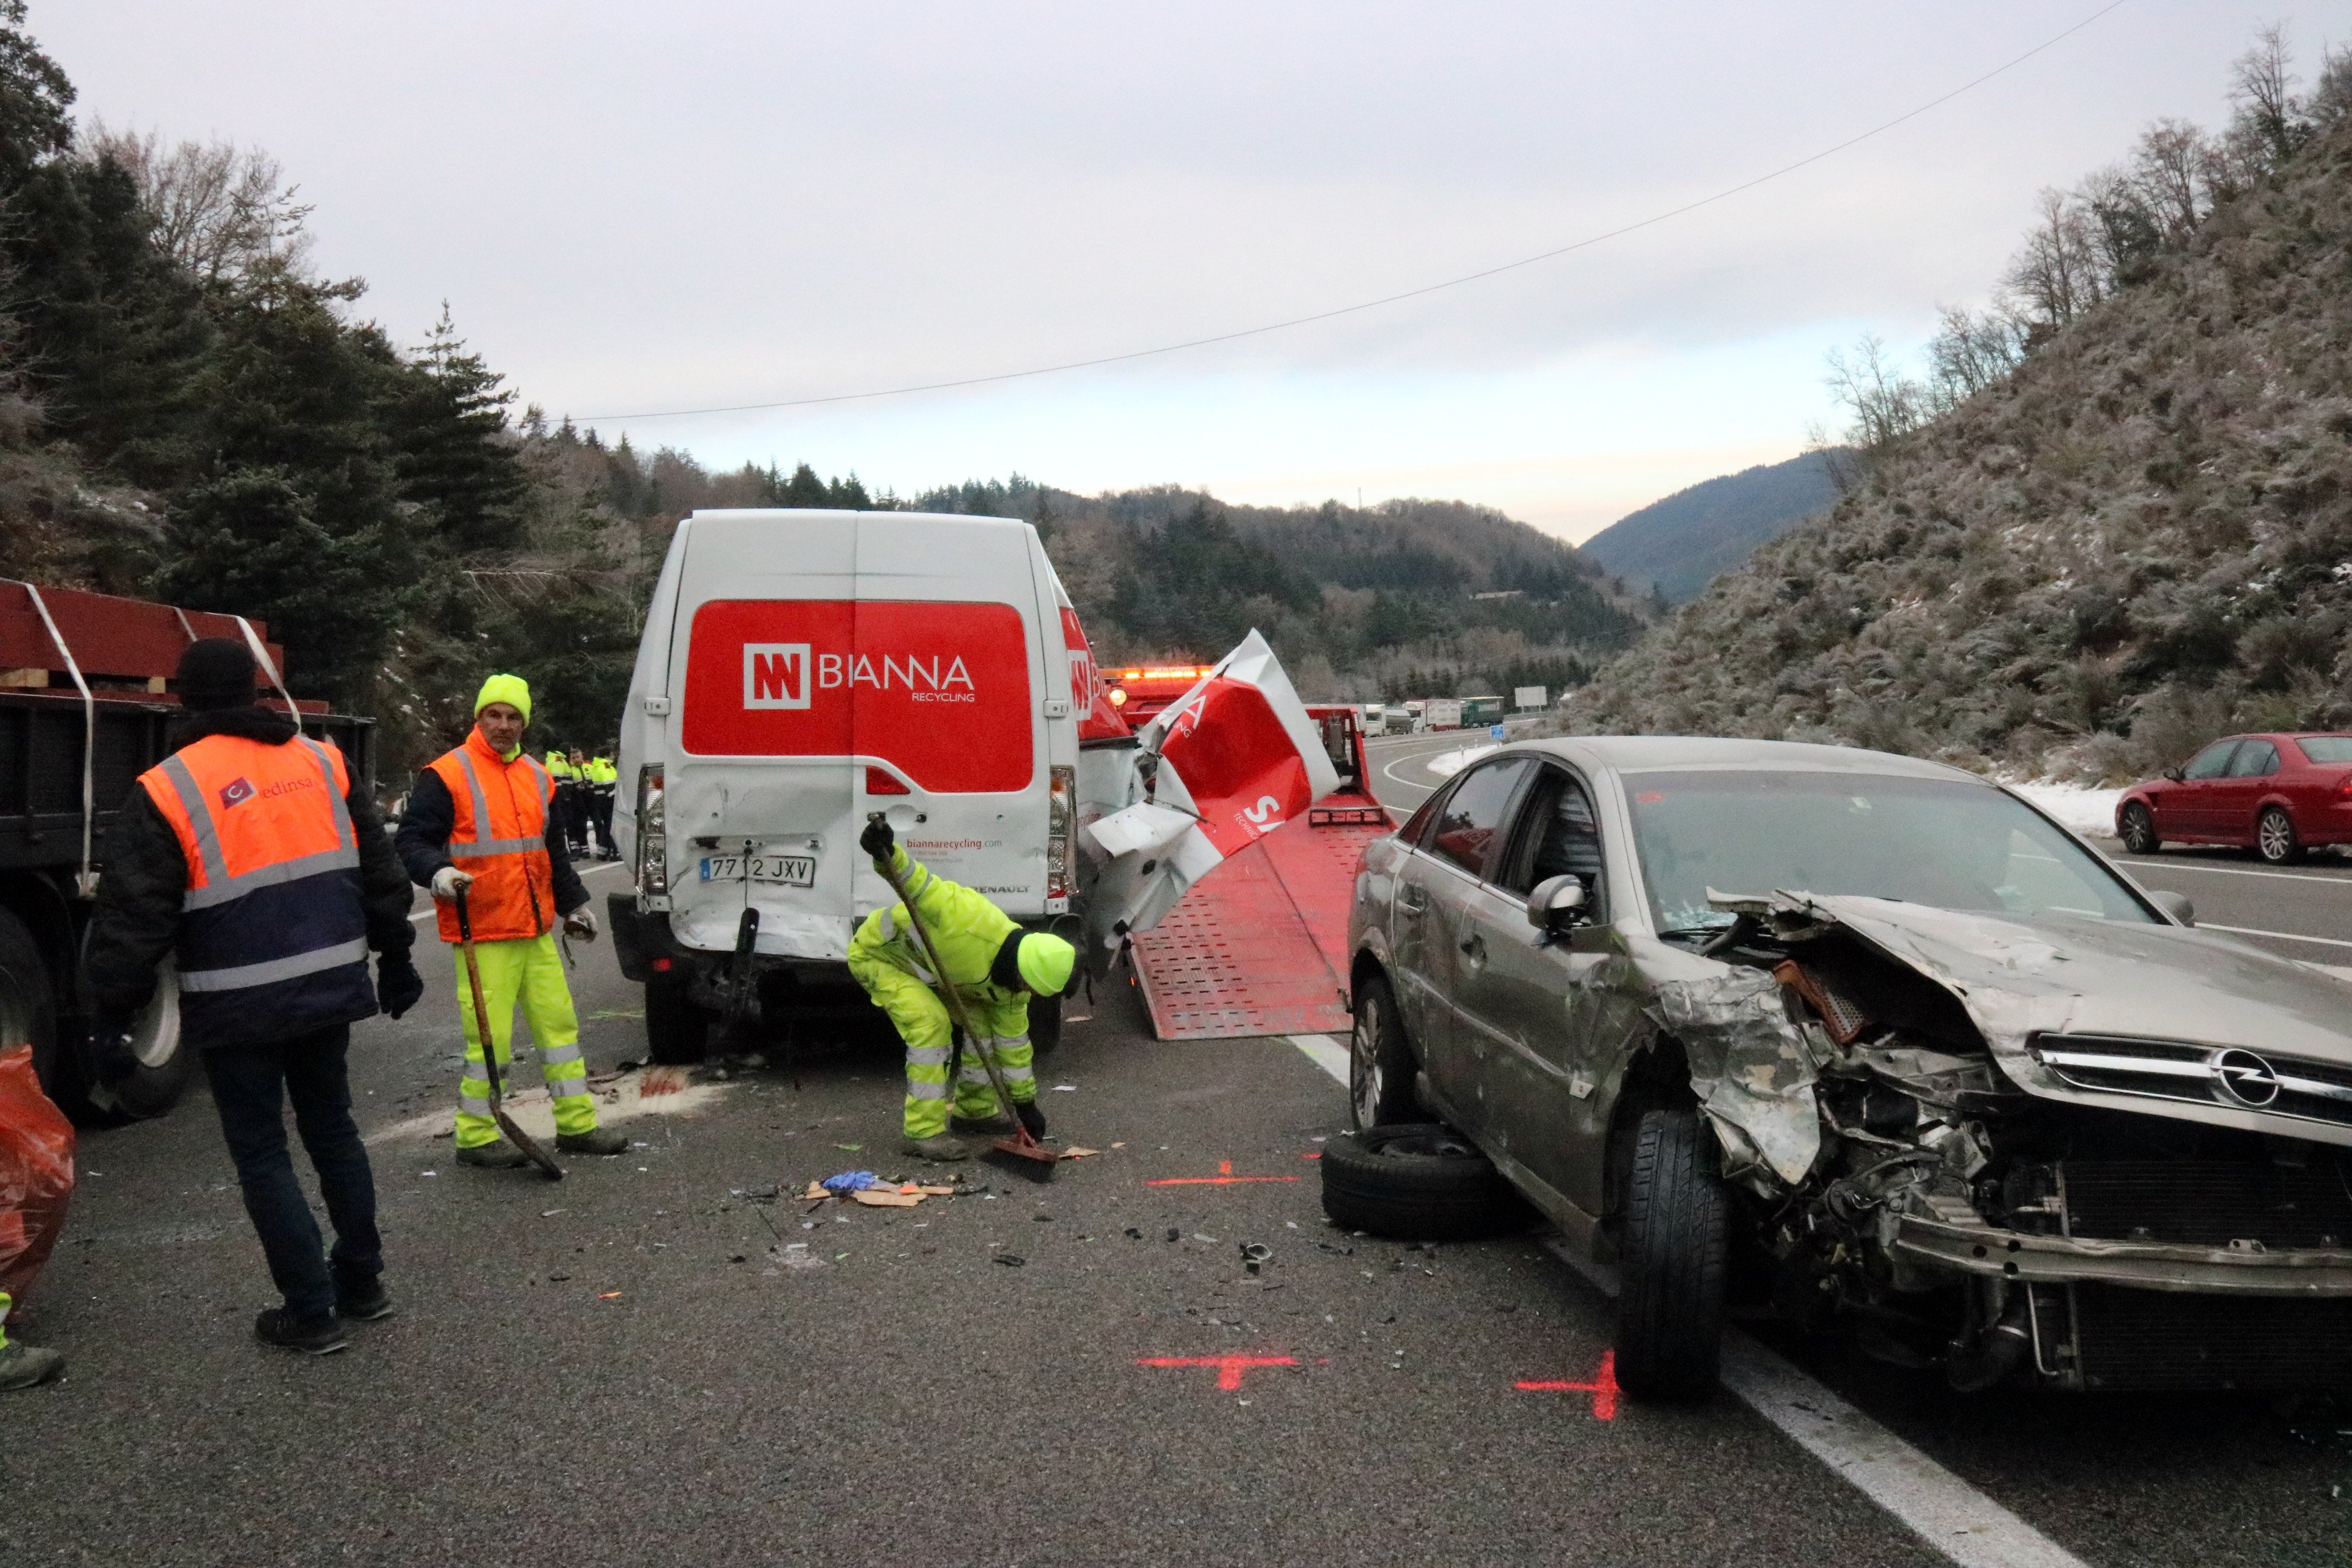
[2125,117,2219,242]
[1926,303,2024,406]
[79,120,314,284]
[2003,188,2106,329]
[2227,22,2305,167]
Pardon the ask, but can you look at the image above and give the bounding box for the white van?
[608,510,1099,1062]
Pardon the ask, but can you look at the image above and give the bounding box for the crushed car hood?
[1777,894,2352,1070]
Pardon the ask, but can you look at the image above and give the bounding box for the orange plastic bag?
[0,1043,75,1303]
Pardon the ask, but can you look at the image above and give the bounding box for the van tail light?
[636,764,667,897]
[1047,765,1075,900]
[865,765,910,796]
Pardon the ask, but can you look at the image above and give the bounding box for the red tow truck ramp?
[1128,709,1393,1040]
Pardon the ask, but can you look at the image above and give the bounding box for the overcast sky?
[44,1,2352,540]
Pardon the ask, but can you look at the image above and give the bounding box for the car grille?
[2061,1159,2352,1249]
[2032,1032,2352,1131]
[2070,1284,2352,1391]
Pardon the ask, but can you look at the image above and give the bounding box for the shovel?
[454,885,565,1180]
[868,822,1058,1180]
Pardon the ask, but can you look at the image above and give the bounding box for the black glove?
[859,816,895,860]
[90,1016,139,1086]
[377,952,425,1020]
[1016,1100,1047,1140]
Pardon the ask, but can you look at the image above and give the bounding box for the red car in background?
[2115,732,2352,863]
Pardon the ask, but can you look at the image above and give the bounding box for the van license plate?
[699,854,817,888]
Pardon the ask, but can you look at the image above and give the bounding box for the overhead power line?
[575,2,2128,423]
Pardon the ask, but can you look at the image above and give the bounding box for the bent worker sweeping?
[847,817,1076,1162]
[396,674,628,1166]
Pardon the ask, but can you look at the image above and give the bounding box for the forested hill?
[1567,45,2352,783]
[912,480,1650,703]
[1578,451,1840,604]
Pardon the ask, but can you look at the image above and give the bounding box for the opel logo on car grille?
[2213,1048,2283,1107]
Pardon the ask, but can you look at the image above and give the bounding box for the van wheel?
[1319,1123,1530,1242]
[645,978,710,1065]
[0,906,59,1096]
[1349,971,1419,1128]
[1615,1107,1729,1402]
[1028,992,1061,1058]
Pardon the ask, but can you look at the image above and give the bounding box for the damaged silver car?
[1346,737,2352,1400]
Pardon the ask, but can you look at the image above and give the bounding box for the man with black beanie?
[81,639,424,1354]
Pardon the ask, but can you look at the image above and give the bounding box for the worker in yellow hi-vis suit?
[846,818,1076,1162]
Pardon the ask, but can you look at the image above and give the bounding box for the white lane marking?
[2198,921,2352,950]
[1287,1031,2088,1568]
[407,859,628,921]
[1289,1032,1351,1082]
[2117,858,2352,885]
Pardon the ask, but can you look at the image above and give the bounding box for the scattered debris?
[1061,1147,1102,1159]
[1125,1227,1144,1239]
[540,1208,565,1218]
[994,1254,1027,1267]
[598,1292,623,1300]
[1240,1242,1273,1276]
[1050,1085,1077,1092]
[834,1142,865,1152]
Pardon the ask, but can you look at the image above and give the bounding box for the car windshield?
[1623,769,2156,938]
[2297,737,2352,763]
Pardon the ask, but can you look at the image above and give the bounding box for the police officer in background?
[546,746,585,855]
[83,640,424,1355]
[584,747,618,860]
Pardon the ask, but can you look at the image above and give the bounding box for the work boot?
[0,1340,64,1391]
[900,1133,972,1163]
[456,1141,530,1169]
[334,1268,395,1322]
[556,1126,630,1156]
[255,1308,348,1355]
[1015,1101,1048,1140]
[950,1111,1015,1135]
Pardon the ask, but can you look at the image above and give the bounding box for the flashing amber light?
[1118,666,1215,682]
[1108,686,1128,707]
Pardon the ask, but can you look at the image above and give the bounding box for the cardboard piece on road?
[851,1188,923,1207]
[1062,1146,1101,1159]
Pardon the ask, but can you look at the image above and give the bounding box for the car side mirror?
[2149,889,2195,926]
[1526,874,1589,933]
[2162,767,2185,783]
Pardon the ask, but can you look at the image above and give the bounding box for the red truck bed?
[1127,705,1394,1041]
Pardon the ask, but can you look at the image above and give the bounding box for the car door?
[2209,737,2279,846]
[1398,756,1534,1122]
[2155,739,2241,839]
[1447,765,1626,1215]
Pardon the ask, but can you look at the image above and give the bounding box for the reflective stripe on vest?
[157,738,360,912]
[135,732,373,1023]
[452,749,548,857]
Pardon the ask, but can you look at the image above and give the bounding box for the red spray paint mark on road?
[1515,1350,1619,1420]
[1145,1176,1303,1186]
[1139,1355,1299,1392]
[1219,1160,1232,1174]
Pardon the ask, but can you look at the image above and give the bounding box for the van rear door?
[669,512,861,961]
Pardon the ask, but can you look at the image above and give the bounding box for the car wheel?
[2117,802,2159,856]
[1615,1107,1729,1402]
[644,977,711,1065]
[1319,1122,1531,1242]
[0,906,59,1095]
[1348,972,1419,1128]
[2257,806,2306,865]
[1028,991,1062,1058]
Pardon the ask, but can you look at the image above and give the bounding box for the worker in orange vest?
[83,639,423,1355]
[395,675,627,1166]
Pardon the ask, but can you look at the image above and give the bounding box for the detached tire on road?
[1615,1107,1729,1402]
[1320,1123,1530,1242]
